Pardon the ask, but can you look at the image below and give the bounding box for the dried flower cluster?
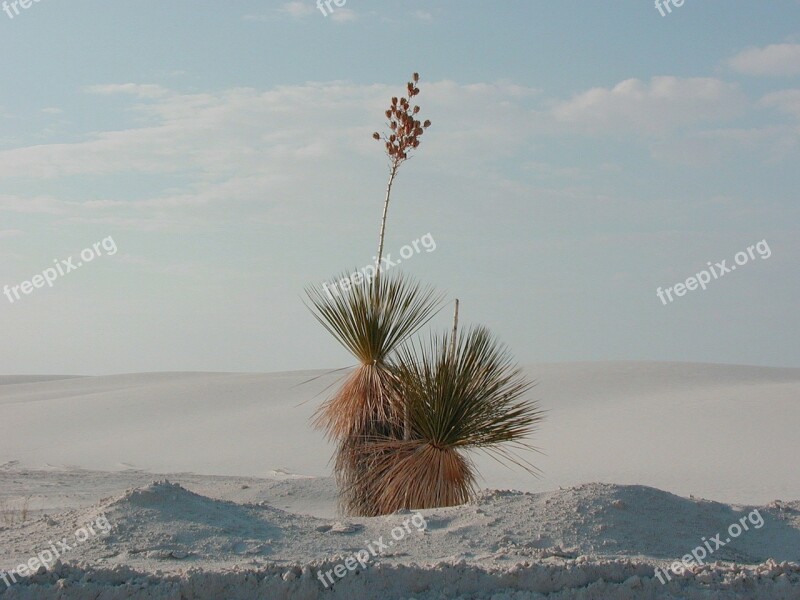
[372,73,431,165]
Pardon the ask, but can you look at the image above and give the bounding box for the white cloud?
[245,2,357,23]
[0,80,541,229]
[523,161,620,179]
[244,2,316,21]
[551,77,747,134]
[330,8,357,22]
[1,75,792,233]
[41,107,63,115]
[280,1,315,17]
[412,10,433,22]
[728,44,800,77]
[0,193,70,215]
[0,80,542,178]
[650,126,799,165]
[760,89,800,118]
[85,83,170,99]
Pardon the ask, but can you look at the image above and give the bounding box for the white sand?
[0,362,798,598]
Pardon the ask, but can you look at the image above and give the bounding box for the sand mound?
[1,477,799,598]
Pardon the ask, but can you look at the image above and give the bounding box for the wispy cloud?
[0,74,795,231]
[551,77,746,134]
[330,8,357,22]
[0,80,540,229]
[85,83,170,99]
[728,43,800,76]
[650,126,799,166]
[244,1,315,22]
[246,2,358,23]
[0,193,70,215]
[760,89,800,118]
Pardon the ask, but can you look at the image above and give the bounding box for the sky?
[1,1,799,375]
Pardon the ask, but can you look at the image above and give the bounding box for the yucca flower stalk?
[353,326,544,514]
[369,73,431,441]
[372,72,432,275]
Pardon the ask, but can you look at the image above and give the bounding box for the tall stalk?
[372,72,432,274]
[372,73,432,439]
[450,299,459,356]
[376,162,399,279]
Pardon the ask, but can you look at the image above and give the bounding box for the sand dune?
[1,362,799,598]
[2,362,798,504]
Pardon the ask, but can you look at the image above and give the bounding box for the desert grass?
[0,496,32,527]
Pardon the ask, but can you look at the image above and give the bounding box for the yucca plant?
[305,270,444,513]
[305,73,436,514]
[306,72,544,516]
[352,326,544,514]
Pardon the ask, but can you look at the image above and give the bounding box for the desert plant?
[304,74,436,514]
[306,270,444,439]
[305,270,445,513]
[352,326,543,514]
[0,496,31,526]
[307,72,543,516]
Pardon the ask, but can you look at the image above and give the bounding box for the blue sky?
[1,1,799,374]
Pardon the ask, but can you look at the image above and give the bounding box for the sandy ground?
[0,362,798,598]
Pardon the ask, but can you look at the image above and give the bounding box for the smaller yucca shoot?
[355,326,544,514]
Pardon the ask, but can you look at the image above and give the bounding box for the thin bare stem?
[376,161,399,278]
[450,299,459,357]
